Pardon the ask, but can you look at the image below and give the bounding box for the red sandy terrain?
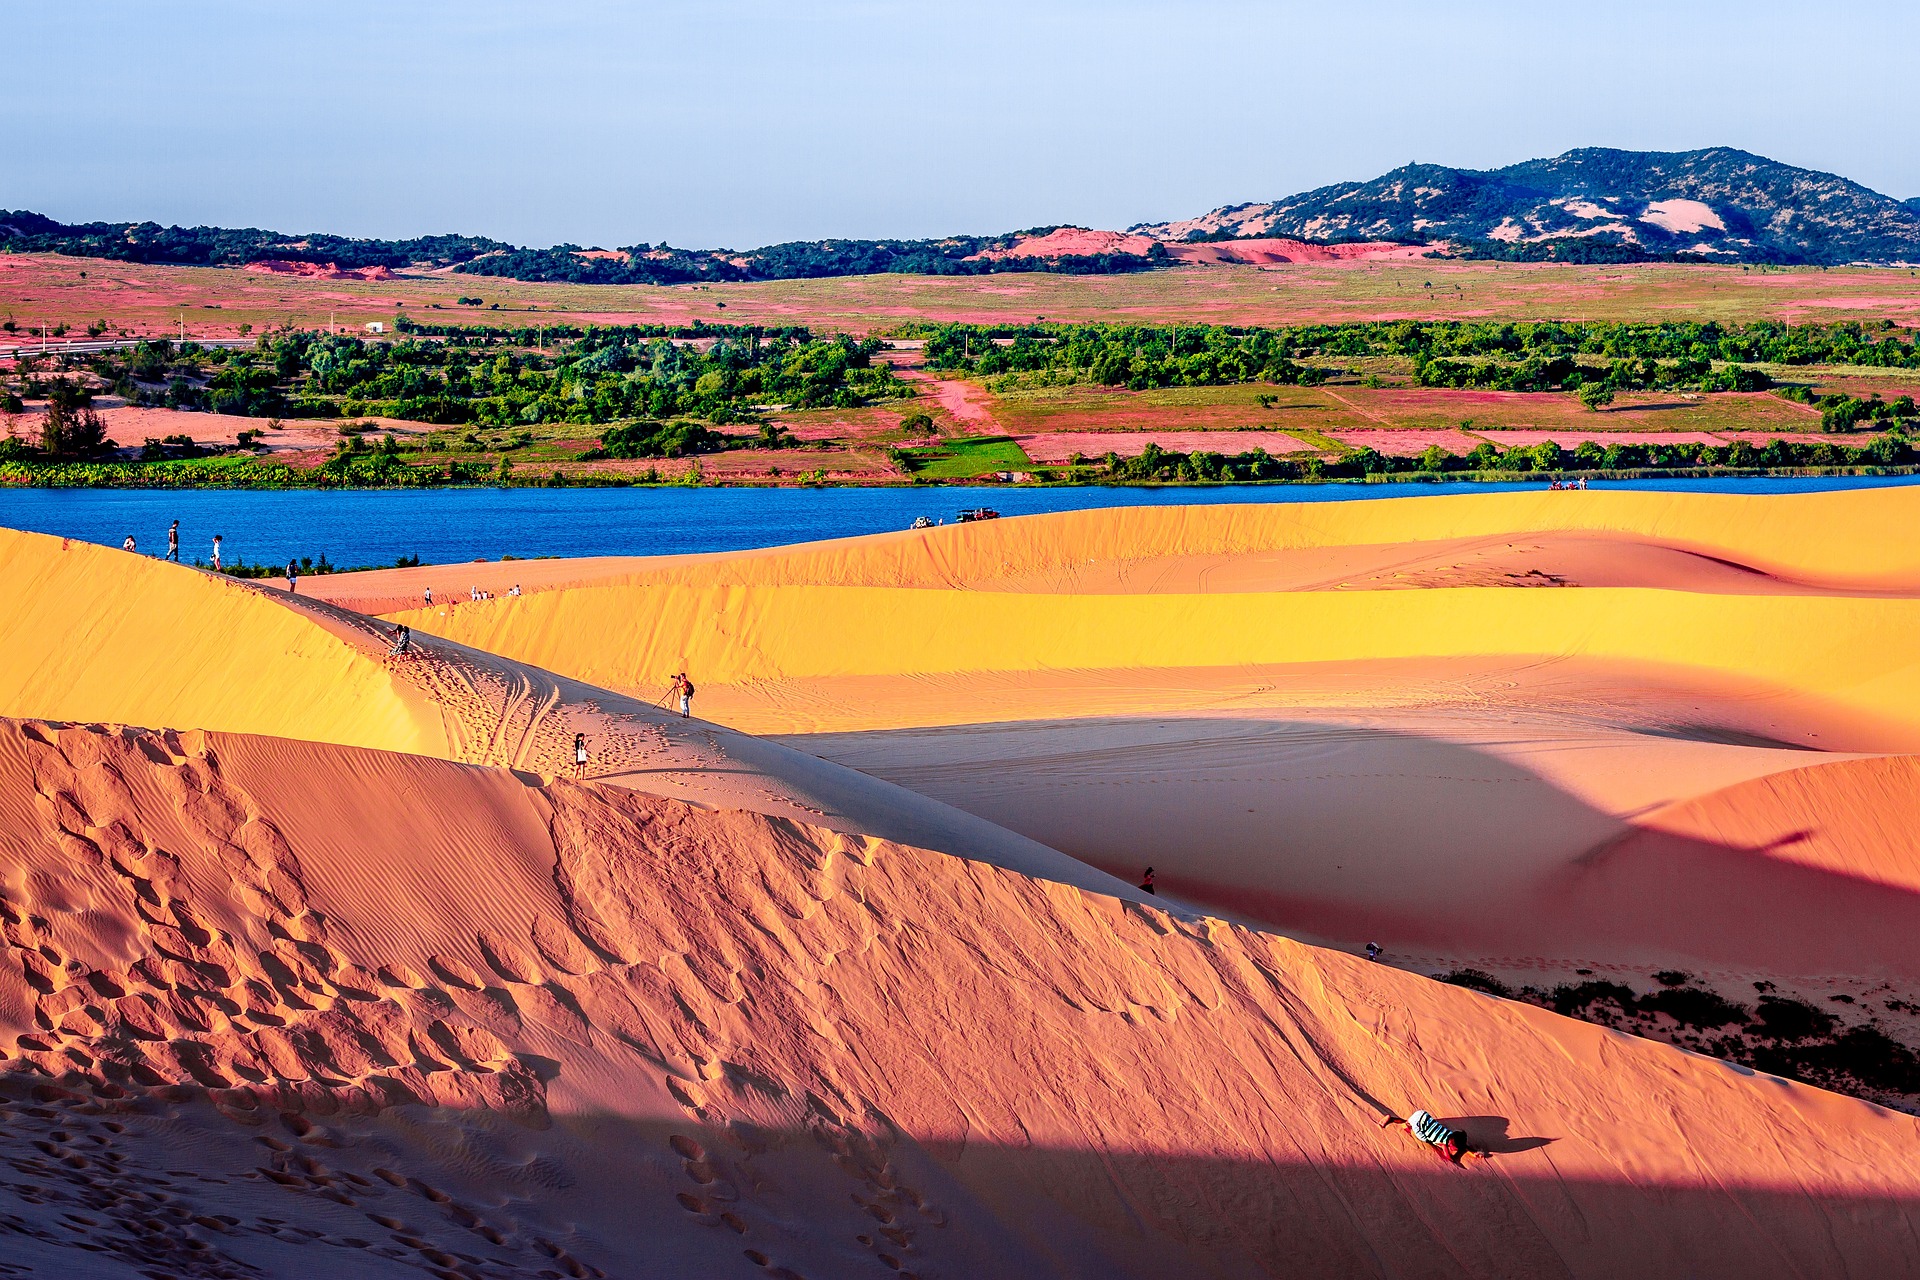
[1328,428,1486,455]
[89,405,408,458]
[243,260,397,282]
[7,252,1920,337]
[1017,430,1310,461]
[1163,238,1430,265]
[6,524,1920,1275]
[969,228,1157,260]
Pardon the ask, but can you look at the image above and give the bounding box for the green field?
[896,435,1034,478]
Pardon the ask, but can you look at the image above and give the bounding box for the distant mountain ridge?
[1131,147,1920,265]
[4,148,1916,281]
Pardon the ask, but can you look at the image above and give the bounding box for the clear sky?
[16,0,1917,249]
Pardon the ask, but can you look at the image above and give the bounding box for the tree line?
[7,327,907,443]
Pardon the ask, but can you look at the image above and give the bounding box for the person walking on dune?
[167,520,180,562]
[423,585,432,606]
[123,535,136,553]
[573,732,589,778]
[672,672,695,719]
[211,534,223,571]
[1382,1110,1481,1164]
[1139,866,1157,895]
[287,559,299,593]
[387,623,411,656]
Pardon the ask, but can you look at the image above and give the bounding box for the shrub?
[1752,996,1837,1041]
[1549,980,1638,1018]
[1440,969,1513,998]
[1639,985,1749,1030]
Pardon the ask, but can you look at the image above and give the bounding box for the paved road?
[0,336,257,359]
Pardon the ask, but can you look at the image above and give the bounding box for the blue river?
[2,475,1915,569]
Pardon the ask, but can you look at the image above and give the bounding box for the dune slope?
[0,527,1112,893]
[2,719,1918,1278]
[315,487,1920,613]
[318,492,1920,1029]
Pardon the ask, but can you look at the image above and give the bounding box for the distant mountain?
[6,149,1917,281]
[0,210,508,271]
[0,212,1156,284]
[1131,148,1920,265]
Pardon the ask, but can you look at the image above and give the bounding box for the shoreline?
[4,461,1918,490]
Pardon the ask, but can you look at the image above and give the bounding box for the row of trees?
[57,327,910,429]
[1085,431,1913,483]
[917,318,1920,388]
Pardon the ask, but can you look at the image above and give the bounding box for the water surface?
[3,475,1914,568]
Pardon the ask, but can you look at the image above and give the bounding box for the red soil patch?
[1329,429,1485,456]
[242,260,396,281]
[91,406,344,455]
[892,366,999,429]
[1016,430,1310,461]
[1164,239,1427,266]
[1480,429,1729,449]
[1483,429,1889,451]
[971,228,1156,261]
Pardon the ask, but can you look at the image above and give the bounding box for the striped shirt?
[1409,1110,1459,1149]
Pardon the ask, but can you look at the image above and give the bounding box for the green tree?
[1579,383,1615,412]
[39,383,109,456]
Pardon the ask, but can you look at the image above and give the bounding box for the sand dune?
[309,487,1920,616]
[1,718,1917,1277]
[322,490,1920,998]
[10,488,1920,1274]
[0,528,1111,892]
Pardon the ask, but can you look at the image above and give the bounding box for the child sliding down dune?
[1383,1110,1482,1164]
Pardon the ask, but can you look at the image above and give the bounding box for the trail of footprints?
[0,1073,607,1279]
[661,1072,945,1279]
[4,724,541,1116]
[3,720,951,1275]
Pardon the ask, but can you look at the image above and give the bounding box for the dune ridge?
[318,490,1920,1038]
[0,527,1114,890]
[1,718,1917,1277]
[308,488,1920,616]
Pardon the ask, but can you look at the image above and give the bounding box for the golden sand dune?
[0,528,1110,892]
[315,491,1920,660]
[2,718,1917,1278]
[324,490,1920,999]
[313,487,1920,613]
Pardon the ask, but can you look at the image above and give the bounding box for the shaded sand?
[1,718,1918,1277]
[322,490,1920,998]
[0,528,1112,894]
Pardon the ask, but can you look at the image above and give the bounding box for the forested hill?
[0,212,1154,283]
[0,210,509,271]
[1133,148,1920,266]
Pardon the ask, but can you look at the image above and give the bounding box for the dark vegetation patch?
[1439,970,1920,1108]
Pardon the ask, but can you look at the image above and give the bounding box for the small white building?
[365,322,386,335]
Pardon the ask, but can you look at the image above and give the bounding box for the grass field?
[6,252,1920,340]
[896,435,1033,478]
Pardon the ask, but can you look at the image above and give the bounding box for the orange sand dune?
[0,528,1107,892]
[314,491,1920,993]
[785,706,1920,985]
[2,718,1918,1277]
[309,488,1920,616]
[1622,754,1920,894]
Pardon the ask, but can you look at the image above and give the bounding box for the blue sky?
[17,1,1917,249]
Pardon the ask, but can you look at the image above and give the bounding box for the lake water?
[3,476,1916,569]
